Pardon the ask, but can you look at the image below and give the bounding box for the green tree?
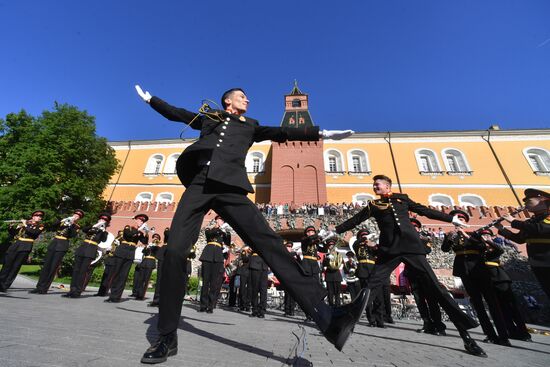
[0,103,119,246]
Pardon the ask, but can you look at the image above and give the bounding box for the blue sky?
[1,1,549,141]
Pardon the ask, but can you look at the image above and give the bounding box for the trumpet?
[138,222,149,234]
[3,219,24,224]
[60,216,74,226]
[92,221,107,231]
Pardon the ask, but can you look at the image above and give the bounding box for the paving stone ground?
[1,275,549,367]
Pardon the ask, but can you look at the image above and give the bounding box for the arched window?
[135,192,153,202]
[352,193,374,204]
[429,194,454,208]
[163,153,180,175]
[324,149,345,173]
[144,154,165,175]
[347,150,370,174]
[156,192,174,203]
[523,147,550,175]
[246,151,265,173]
[415,149,442,175]
[442,148,472,175]
[459,194,486,207]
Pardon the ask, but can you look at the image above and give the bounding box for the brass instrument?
[3,219,24,224]
[60,216,75,226]
[327,249,343,271]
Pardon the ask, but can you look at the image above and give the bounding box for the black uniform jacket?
[48,220,80,251]
[150,96,320,193]
[442,231,486,278]
[336,194,453,256]
[483,244,511,283]
[235,253,250,277]
[301,234,321,275]
[7,221,45,253]
[75,226,108,258]
[114,226,148,260]
[152,245,167,262]
[352,239,377,278]
[249,253,268,271]
[200,227,230,263]
[498,214,550,268]
[140,245,157,269]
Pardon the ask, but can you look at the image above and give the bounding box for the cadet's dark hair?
[373,174,392,185]
[221,88,246,109]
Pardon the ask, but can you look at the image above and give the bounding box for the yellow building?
[105,127,550,208]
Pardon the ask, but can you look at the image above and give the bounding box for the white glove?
[135,84,152,103]
[220,222,231,231]
[327,254,334,260]
[320,129,354,140]
[452,215,470,228]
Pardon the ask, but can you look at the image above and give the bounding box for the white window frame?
[428,193,454,208]
[144,154,165,176]
[441,148,472,175]
[415,149,443,175]
[156,192,174,203]
[163,153,180,175]
[458,194,486,207]
[523,147,550,175]
[135,192,153,202]
[352,193,375,205]
[324,149,346,173]
[246,151,266,174]
[346,149,371,174]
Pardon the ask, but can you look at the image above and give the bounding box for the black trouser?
[228,274,237,306]
[493,281,530,339]
[97,262,115,296]
[200,261,224,310]
[359,277,383,325]
[367,254,477,331]
[283,287,296,315]
[381,279,392,321]
[0,250,30,289]
[109,257,134,300]
[346,281,361,301]
[70,256,93,295]
[135,267,155,299]
[461,275,508,341]
[326,281,341,306]
[132,264,142,295]
[532,266,550,300]
[157,173,328,335]
[152,259,163,303]
[409,272,445,331]
[249,268,268,316]
[36,249,66,292]
[239,273,250,309]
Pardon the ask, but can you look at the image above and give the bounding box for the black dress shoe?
[104,298,121,303]
[198,308,206,312]
[321,288,370,351]
[376,323,387,329]
[385,317,395,324]
[249,312,258,318]
[94,293,106,297]
[497,338,512,347]
[141,332,178,364]
[62,293,73,298]
[135,297,145,301]
[257,314,265,318]
[464,338,487,357]
[69,294,80,298]
[206,309,213,314]
[434,329,447,336]
[0,284,7,293]
[29,289,40,294]
[416,327,434,334]
[148,301,159,307]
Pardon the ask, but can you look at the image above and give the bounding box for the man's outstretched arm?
[135,84,202,130]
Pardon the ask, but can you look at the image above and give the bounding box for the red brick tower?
[269,82,327,205]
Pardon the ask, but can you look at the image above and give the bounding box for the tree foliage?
[0,103,119,241]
